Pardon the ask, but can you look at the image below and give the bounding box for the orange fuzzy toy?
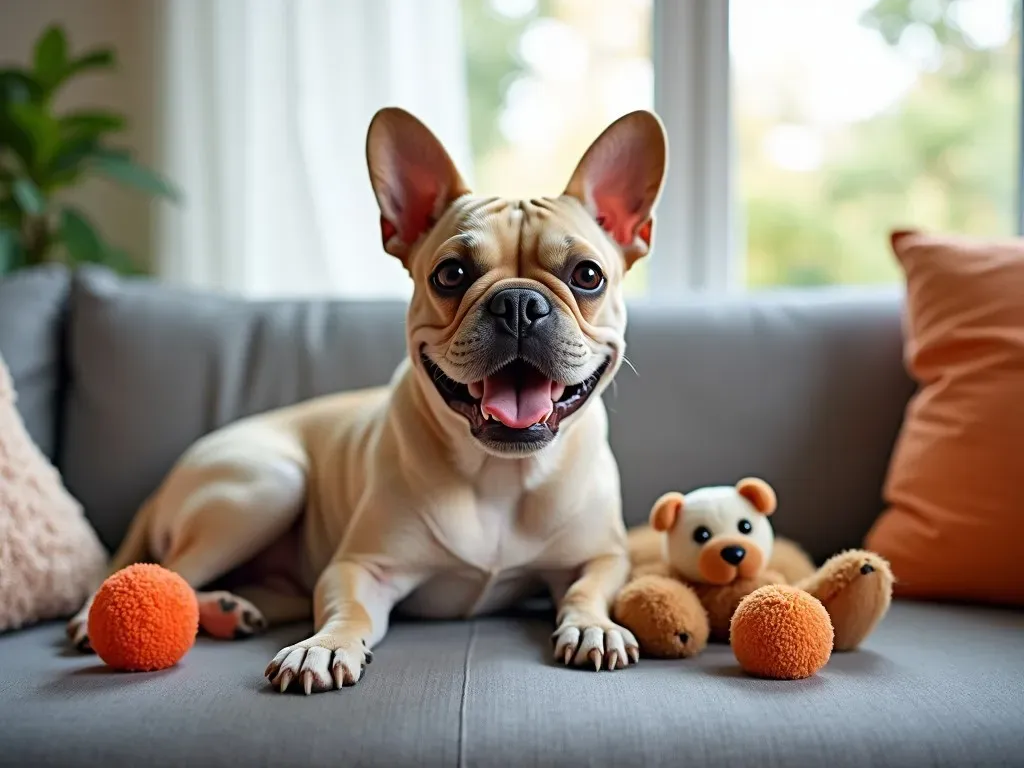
[87,563,198,672]
[730,584,833,680]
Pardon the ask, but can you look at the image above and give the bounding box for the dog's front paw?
[552,617,639,671]
[264,636,373,694]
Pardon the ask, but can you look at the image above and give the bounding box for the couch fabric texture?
[1,265,1021,768]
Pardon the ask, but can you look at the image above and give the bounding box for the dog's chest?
[442,460,547,570]
[399,461,558,618]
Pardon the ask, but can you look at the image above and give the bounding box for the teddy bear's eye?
[738,519,753,535]
[692,526,712,544]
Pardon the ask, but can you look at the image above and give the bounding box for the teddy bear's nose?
[720,546,746,566]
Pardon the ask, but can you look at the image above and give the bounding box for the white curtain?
[154,0,473,299]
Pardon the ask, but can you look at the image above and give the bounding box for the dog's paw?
[552,618,639,671]
[65,606,94,653]
[197,591,267,640]
[265,636,372,694]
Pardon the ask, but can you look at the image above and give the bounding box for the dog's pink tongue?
[481,367,555,429]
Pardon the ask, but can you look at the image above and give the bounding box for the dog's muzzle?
[419,285,612,455]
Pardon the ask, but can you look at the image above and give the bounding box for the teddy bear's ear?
[650,492,685,532]
[736,477,777,516]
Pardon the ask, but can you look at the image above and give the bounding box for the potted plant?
[0,24,180,276]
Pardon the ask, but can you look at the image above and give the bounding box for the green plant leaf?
[0,69,42,106]
[93,150,182,202]
[61,110,125,136]
[34,26,69,93]
[101,243,143,275]
[67,48,116,75]
[9,102,62,170]
[60,206,103,264]
[59,206,140,274]
[0,226,25,275]
[12,177,46,214]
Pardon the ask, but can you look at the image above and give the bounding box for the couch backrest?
[0,264,70,462]
[25,266,916,562]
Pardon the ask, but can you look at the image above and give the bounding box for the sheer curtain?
[154,0,473,299]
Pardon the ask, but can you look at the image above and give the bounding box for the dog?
[67,106,668,694]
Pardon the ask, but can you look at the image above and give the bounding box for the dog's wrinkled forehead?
[418,195,624,282]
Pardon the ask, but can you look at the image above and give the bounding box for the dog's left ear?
[562,110,667,269]
[366,107,471,264]
[736,477,777,517]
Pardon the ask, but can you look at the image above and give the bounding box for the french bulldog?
[67,105,668,694]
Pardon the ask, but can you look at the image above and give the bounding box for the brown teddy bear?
[612,477,894,666]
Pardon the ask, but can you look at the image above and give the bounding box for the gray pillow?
[0,264,71,461]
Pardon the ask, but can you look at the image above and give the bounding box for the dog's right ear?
[650,491,685,533]
[366,107,470,264]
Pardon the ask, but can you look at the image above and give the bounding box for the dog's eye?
[431,259,470,293]
[570,261,604,292]
[738,519,753,535]
[692,526,712,545]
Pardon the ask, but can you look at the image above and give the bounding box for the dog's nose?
[720,546,746,566]
[488,288,551,338]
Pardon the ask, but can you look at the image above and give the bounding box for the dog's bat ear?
[650,491,685,532]
[736,477,777,517]
[366,107,471,264]
[562,110,667,270]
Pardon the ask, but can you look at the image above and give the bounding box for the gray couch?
[1,265,1022,768]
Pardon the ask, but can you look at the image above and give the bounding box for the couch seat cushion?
[0,601,1021,767]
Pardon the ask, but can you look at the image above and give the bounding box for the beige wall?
[0,0,159,270]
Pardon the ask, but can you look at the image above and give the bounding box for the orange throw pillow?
[865,230,1024,606]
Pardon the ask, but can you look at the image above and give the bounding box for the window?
[732,0,1022,288]
[462,0,1022,294]
[461,0,654,296]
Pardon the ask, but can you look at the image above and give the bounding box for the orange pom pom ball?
[87,563,198,672]
[730,584,833,680]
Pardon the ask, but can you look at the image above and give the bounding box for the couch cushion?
[62,268,913,559]
[1,602,1020,767]
[0,264,70,461]
[0,619,469,767]
[459,601,1024,768]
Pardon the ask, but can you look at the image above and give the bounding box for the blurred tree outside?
[735,0,1020,287]
[461,0,1020,292]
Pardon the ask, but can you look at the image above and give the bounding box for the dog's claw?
[627,646,640,664]
[277,671,293,693]
[562,645,574,665]
[301,670,314,696]
[589,648,602,671]
[607,650,620,671]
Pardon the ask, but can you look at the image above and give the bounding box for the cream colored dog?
[68,106,668,694]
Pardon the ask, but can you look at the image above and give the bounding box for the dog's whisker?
[622,356,639,378]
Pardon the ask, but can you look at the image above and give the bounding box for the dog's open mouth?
[421,352,610,448]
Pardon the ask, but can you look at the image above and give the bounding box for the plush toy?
[87,563,199,672]
[613,478,893,679]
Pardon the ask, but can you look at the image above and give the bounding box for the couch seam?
[457,621,477,768]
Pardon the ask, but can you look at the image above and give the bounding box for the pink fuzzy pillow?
[0,351,106,633]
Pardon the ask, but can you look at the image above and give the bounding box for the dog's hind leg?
[69,449,308,652]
